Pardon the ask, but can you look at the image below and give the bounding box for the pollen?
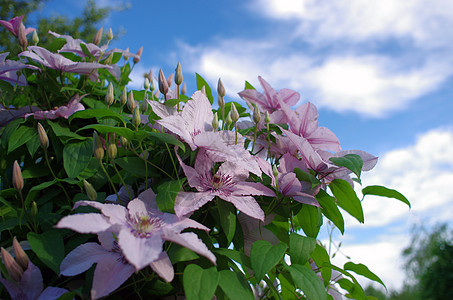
[128,213,163,238]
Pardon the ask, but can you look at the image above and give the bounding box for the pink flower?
[25,94,85,120]
[0,16,35,37]
[0,52,40,86]
[19,46,120,81]
[175,150,275,221]
[56,188,216,272]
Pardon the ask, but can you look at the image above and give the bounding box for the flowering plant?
[0,16,410,299]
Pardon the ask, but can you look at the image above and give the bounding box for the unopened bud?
[105,82,114,106]
[265,111,271,123]
[166,74,173,88]
[13,237,29,270]
[181,82,187,95]
[201,85,206,96]
[120,87,127,106]
[175,62,183,85]
[18,23,27,48]
[32,30,39,45]
[93,132,104,161]
[253,105,261,124]
[150,78,155,92]
[1,247,23,281]
[124,48,130,61]
[104,52,114,65]
[107,28,113,41]
[31,201,38,217]
[140,97,149,113]
[83,179,98,201]
[144,77,150,90]
[218,95,225,110]
[217,78,225,98]
[107,138,117,159]
[133,46,143,64]
[158,69,169,95]
[120,136,128,148]
[212,112,219,131]
[147,69,153,82]
[12,160,23,192]
[226,111,233,127]
[37,123,49,150]
[127,91,135,112]
[93,27,103,45]
[133,106,141,128]
[230,103,239,123]
[272,165,279,178]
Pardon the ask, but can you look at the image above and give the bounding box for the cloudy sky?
[31,0,453,292]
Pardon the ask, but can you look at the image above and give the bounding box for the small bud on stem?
[93,27,103,45]
[37,123,49,150]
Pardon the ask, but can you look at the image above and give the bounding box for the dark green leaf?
[316,189,345,234]
[8,125,37,154]
[288,264,327,300]
[76,124,136,140]
[294,168,321,189]
[250,240,287,282]
[312,244,332,286]
[1,118,25,149]
[26,133,40,156]
[63,139,93,178]
[244,80,256,90]
[362,185,410,208]
[47,120,87,142]
[0,218,20,234]
[344,262,386,288]
[214,248,251,269]
[114,156,158,177]
[329,179,364,223]
[183,264,219,300]
[79,43,96,60]
[329,154,363,179]
[289,233,316,265]
[218,269,254,300]
[296,204,322,238]
[168,244,199,263]
[196,73,213,104]
[27,230,65,274]
[217,200,236,245]
[156,179,186,213]
[145,131,185,151]
[69,108,126,126]
[326,263,366,300]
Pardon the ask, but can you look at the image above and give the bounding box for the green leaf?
[244,80,256,90]
[76,124,136,140]
[213,248,251,269]
[69,108,126,126]
[145,131,185,151]
[79,42,96,60]
[288,264,327,300]
[196,73,213,104]
[114,156,158,177]
[329,179,364,223]
[337,278,366,300]
[217,200,236,245]
[26,133,40,157]
[311,244,332,286]
[316,189,345,234]
[25,178,78,208]
[183,264,219,300]
[63,139,93,178]
[218,269,254,300]
[0,218,20,234]
[156,179,186,213]
[168,244,199,263]
[329,154,363,179]
[47,120,87,142]
[344,262,386,289]
[296,204,322,238]
[27,230,64,274]
[1,118,25,149]
[289,233,316,265]
[325,263,366,300]
[294,168,321,189]
[362,185,410,208]
[250,240,287,282]
[8,125,37,154]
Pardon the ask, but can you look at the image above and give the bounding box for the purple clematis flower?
[56,188,216,272]
[25,94,85,120]
[18,46,120,81]
[0,15,35,37]
[175,150,275,221]
[0,52,40,86]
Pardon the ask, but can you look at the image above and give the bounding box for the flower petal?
[118,228,163,270]
[162,230,216,264]
[21,262,43,300]
[174,191,214,218]
[55,213,112,234]
[222,195,265,221]
[149,251,174,282]
[38,287,69,300]
[60,243,109,276]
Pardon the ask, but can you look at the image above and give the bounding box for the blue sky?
[30,0,453,291]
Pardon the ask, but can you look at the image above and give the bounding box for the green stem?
[99,159,120,202]
[45,150,71,203]
[165,143,180,181]
[139,144,149,190]
[111,160,133,201]
[130,145,174,179]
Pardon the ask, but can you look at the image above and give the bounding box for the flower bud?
[150,78,155,92]
[133,46,143,64]
[107,138,117,160]
[1,247,23,281]
[230,103,239,123]
[93,27,103,45]
[104,52,114,65]
[32,30,39,45]
[265,111,271,124]
[272,164,279,179]
[18,23,27,48]
[175,62,183,85]
[37,123,49,150]
[124,48,130,61]
[158,69,169,96]
[144,77,150,90]
[133,106,141,128]
[93,132,104,161]
[201,85,206,96]
[212,112,219,131]
[83,179,98,201]
[140,96,149,113]
[218,95,225,110]
[31,201,38,217]
[181,82,187,95]
[120,136,128,148]
[253,104,261,124]
[217,78,225,97]
[13,237,29,270]
[127,91,135,112]
[147,69,153,83]
[107,28,113,41]
[12,160,23,193]
[120,87,127,106]
[105,82,114,106]
[166,73,174,88]
[226,111,233,127]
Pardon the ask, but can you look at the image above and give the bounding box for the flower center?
[128,213,163,238]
